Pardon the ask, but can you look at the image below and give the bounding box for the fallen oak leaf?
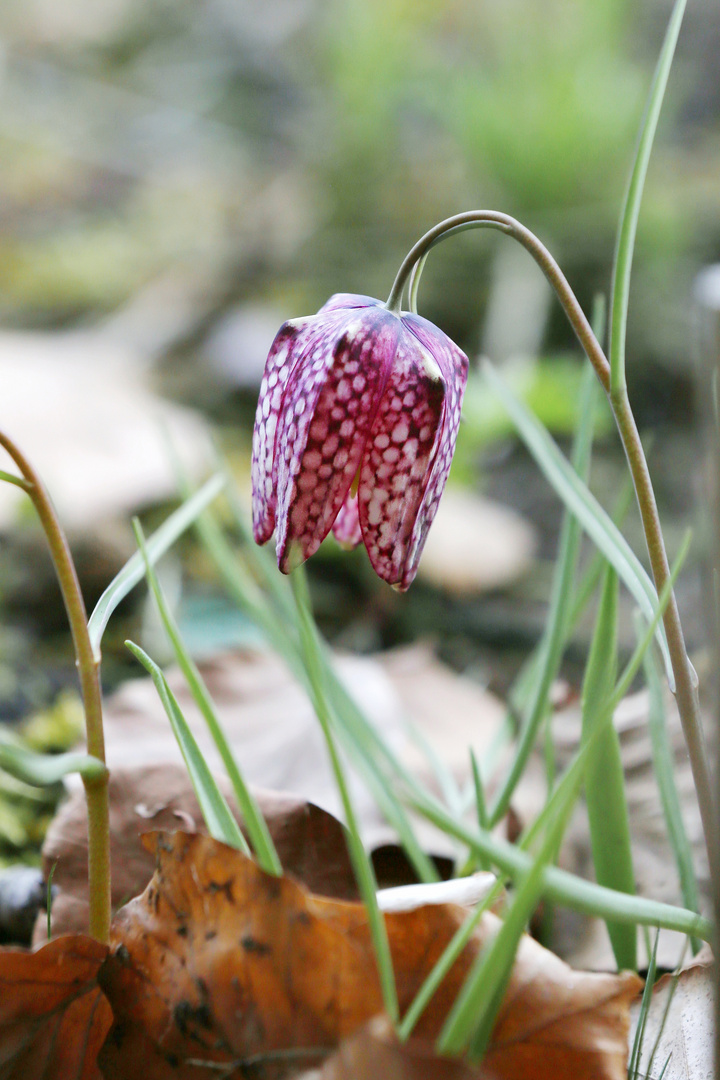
[98,831,641,1080]
[0,934,111,1080]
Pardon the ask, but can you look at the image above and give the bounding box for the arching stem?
[387,212,718,888]
[0,432,110,943]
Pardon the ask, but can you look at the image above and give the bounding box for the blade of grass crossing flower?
[484,358,674,687]
[132,520,282,876]
[643,626,700,947]
[582,566,636,971]
[290,567,399,1024]
[125,640,250,854]
[489,361,600,825]
[88,473,226,660]
[609,0,687,394]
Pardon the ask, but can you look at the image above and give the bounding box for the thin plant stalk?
[385,207,717,890]
[0,430,110,942]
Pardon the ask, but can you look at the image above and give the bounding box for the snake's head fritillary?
[251,293,468,590]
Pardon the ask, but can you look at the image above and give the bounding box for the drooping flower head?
[251,293,468,591]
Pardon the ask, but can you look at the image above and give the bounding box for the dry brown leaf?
[0,934,111,1080]
[34,763,359,942]
[98,831,640,1080]
[629,947,715,1080]
[297,1015,497,1079]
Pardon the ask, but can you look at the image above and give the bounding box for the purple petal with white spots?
[396,313,469,589]
[274,305,400,572]
[332,490,362,549]
[250,292,468,589]
[357,329,447,587]
[251,316,313,544]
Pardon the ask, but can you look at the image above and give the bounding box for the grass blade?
[609,0,687,394]
[125,640,250,854]
[489,360,600,824]
[643,631,700,947]
[290,567,399,1024]
[191,496,439,883]
[438,732,586,1058]
[132,520,282,876]
[582,566,636,971]
[483,359,674,687]
[0,736,106,786]
[88,473,226,659]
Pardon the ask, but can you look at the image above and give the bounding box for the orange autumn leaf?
[0,934,111,1080]
[99,831,640,1080]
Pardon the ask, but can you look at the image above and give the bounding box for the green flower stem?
[387,210,718,895]
[0,431,110,943]
[385,211,611,393]
[611,388,719,886]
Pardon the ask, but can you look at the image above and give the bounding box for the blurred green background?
[0,0,718,366]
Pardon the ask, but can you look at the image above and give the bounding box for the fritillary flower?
[251,293,468,590]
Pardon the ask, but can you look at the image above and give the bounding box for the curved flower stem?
[388,211,719,888]
[0,431,110,943]
[386,211,611,393]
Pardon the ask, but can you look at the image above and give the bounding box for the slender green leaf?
[191,494,438,884]
[582,567,636,970]
[644,628,700,946]
[290,568,398,1023]
[88,473,226,659]
[611,530,690,710]
[628,931,660,1080]
[408,788,711,941]
[46,860,57,941]
[132,520,282,876]
[610,0,687,393]
[125,640,249,854]
[0,469,30,492]
[438,732,586,1057]
[398,877,504,1042]
[0,735,106,786]
[489,360,600,824]
[483,359,674,687]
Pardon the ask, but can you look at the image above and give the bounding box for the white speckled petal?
[357,329,447,587]
[332,490,363,548]
[396,313,469,589]
[275,306,400,572]
[250,316,313,544]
